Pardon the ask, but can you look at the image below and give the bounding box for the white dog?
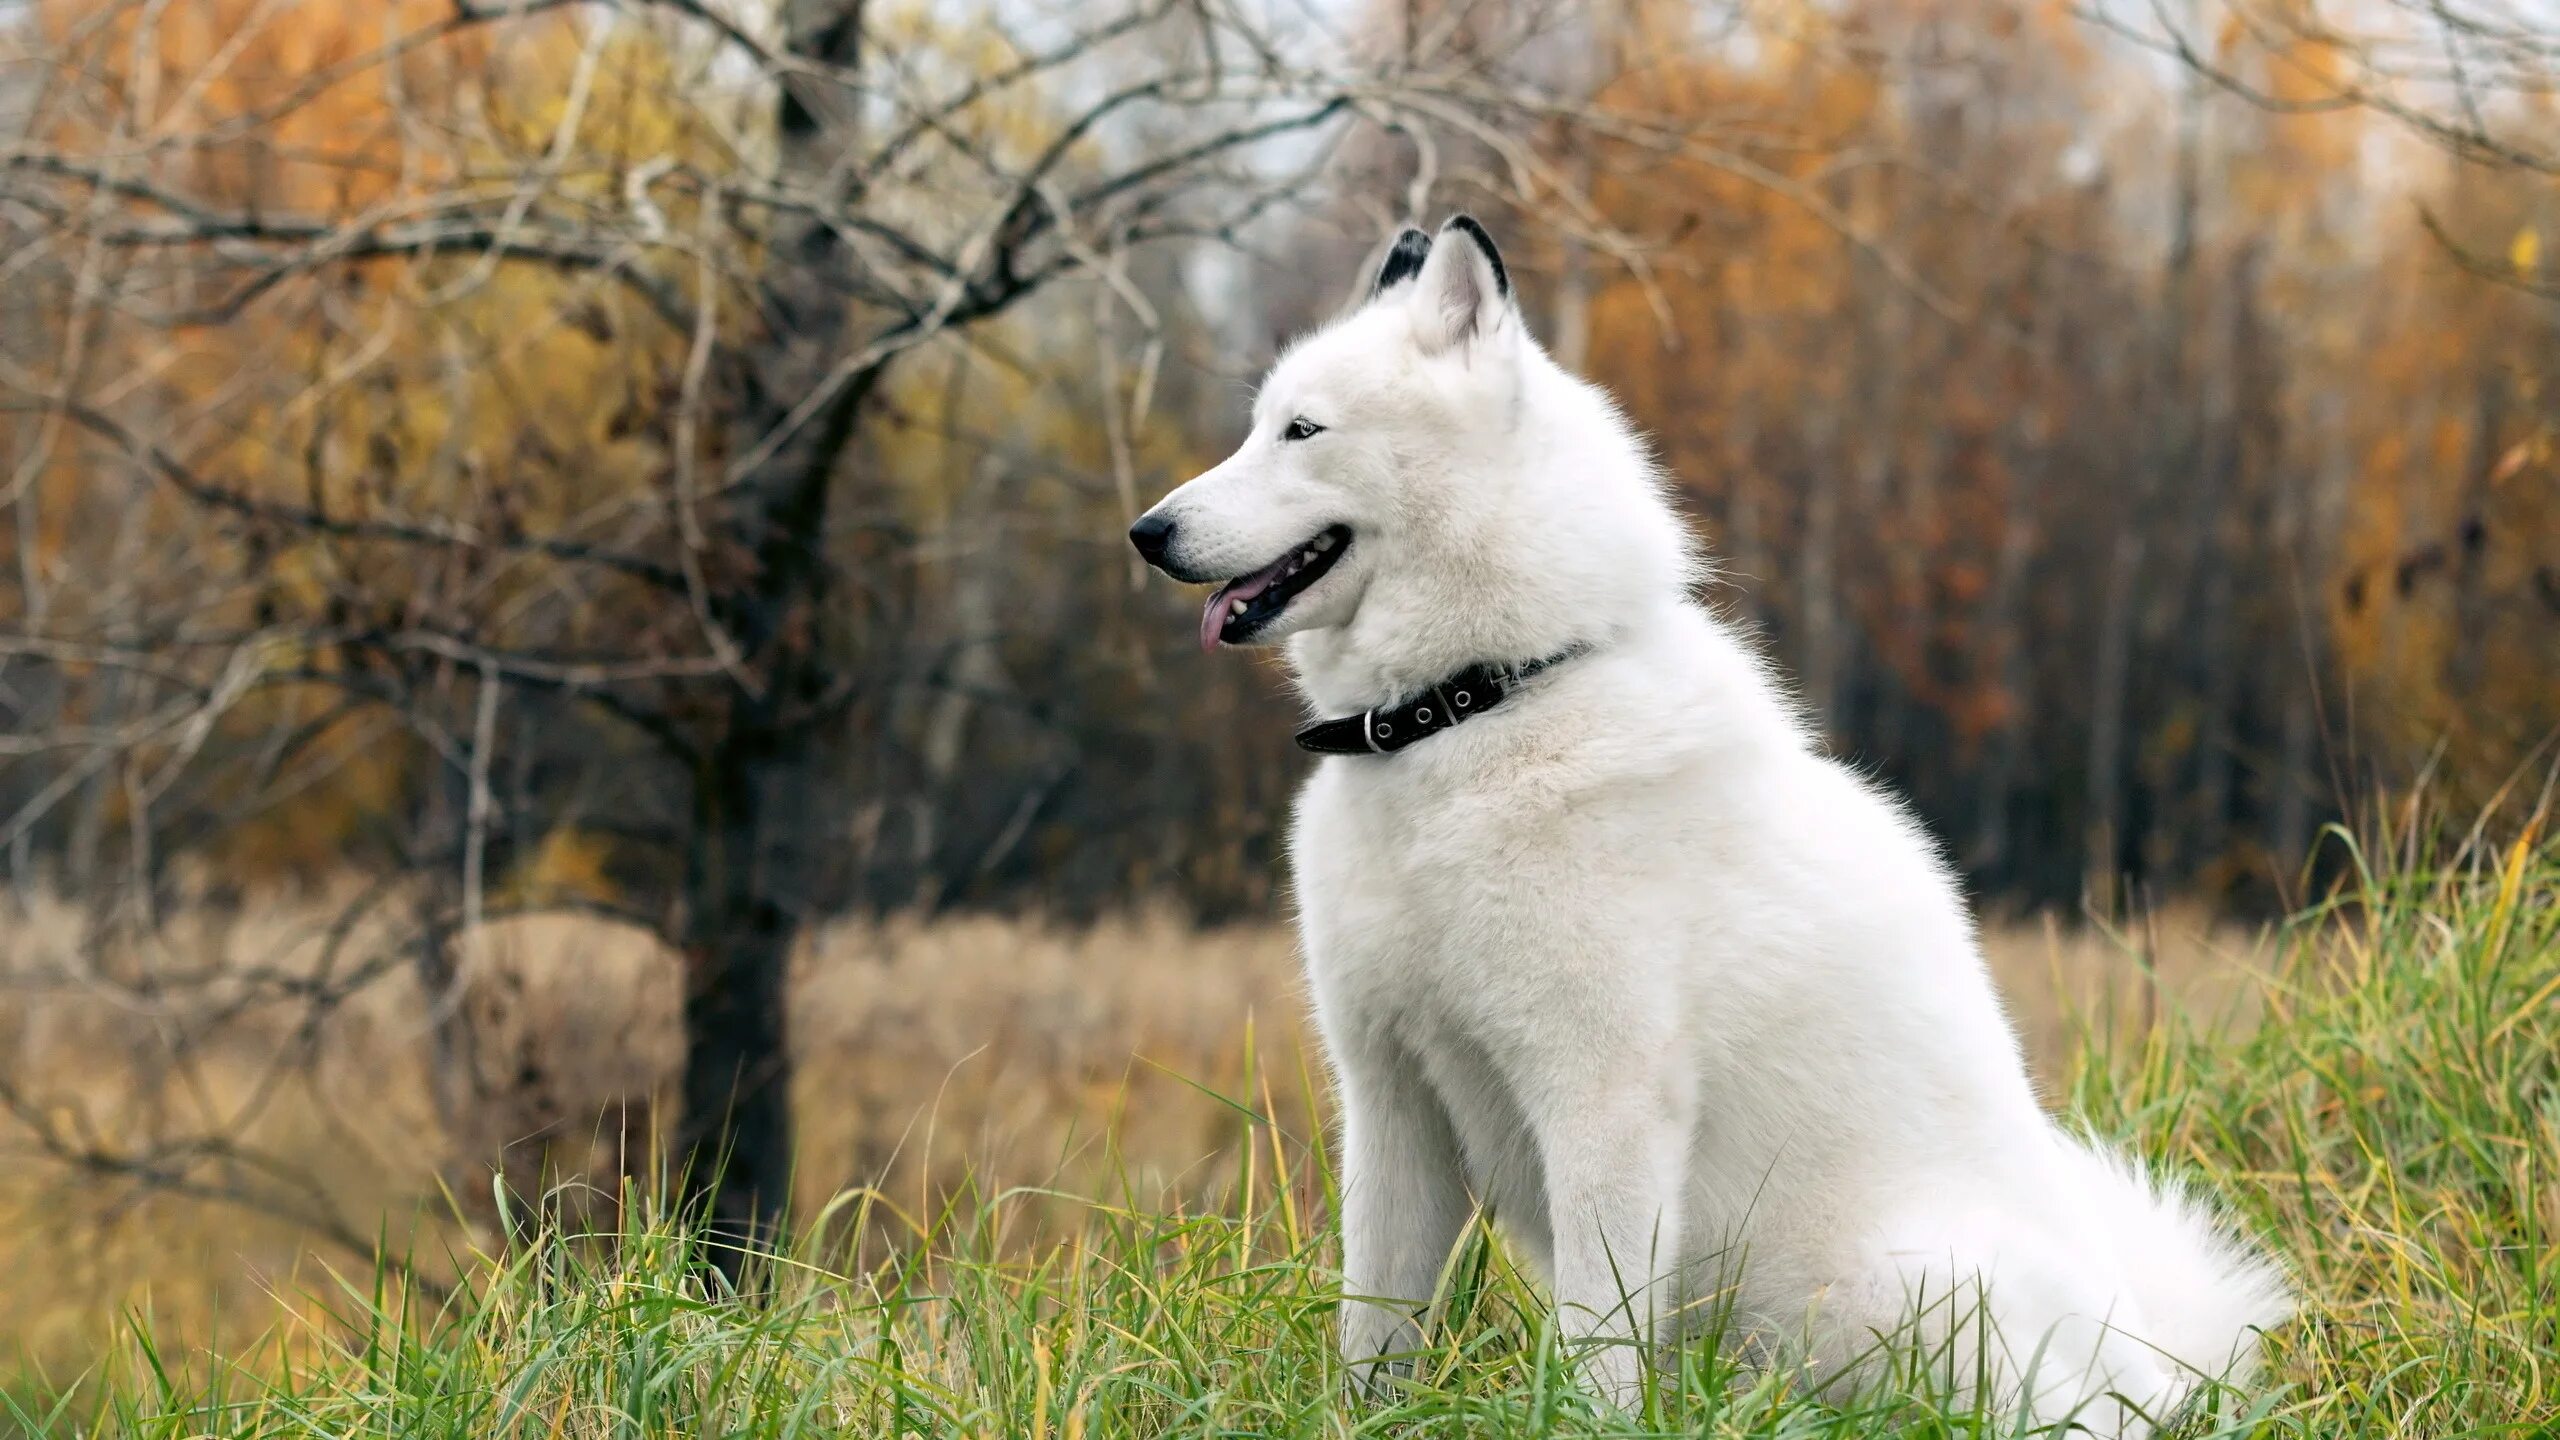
[1129,217,2287,1432]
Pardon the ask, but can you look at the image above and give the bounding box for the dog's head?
[1130,215,1688,697]
[1128,216,1524,654]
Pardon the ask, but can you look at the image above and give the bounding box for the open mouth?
[1199,525,1351,651]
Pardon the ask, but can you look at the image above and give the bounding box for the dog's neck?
[1286,501,1685,719]
[1287,587,1614,717]
[1291,547,1685,722]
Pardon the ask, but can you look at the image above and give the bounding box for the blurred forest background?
[0,0,2553,1382]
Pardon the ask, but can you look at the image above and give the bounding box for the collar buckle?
[1293,642,1594,759]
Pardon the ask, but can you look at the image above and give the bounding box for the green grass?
[6,822,2555,1439]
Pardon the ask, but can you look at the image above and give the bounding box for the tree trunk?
[2187,258,2249,878]
[677,725,809,1276]
[1798,400,1842,736]
[2084,528,2144,908]
[2448,381,2504,697]
[2272,395,2346,885]
[1548,151,1595,372]
[912,452,1020,904]
[676,0,870,1283]
[2088,51,2201,906]
[1969,454,2038,879]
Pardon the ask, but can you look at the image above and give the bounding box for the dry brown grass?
[0,896,2266,1381]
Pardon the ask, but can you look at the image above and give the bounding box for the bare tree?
[2086,0,2560,175]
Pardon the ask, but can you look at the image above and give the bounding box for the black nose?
[1128,512,1176,565]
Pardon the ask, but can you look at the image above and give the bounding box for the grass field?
[2,820,2553,1437]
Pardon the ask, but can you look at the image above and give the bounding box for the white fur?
[1136,220,2289,1432]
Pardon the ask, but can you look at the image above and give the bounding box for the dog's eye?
[1282,417,1325,442]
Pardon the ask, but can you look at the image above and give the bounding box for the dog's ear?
[1371,227,1433,297]
[1407,214,1514,355]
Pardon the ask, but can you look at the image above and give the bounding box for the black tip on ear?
[1373,227,1432,295]
[1442,214,1509,299]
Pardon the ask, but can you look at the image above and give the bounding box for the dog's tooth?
[1302,549,1318,563]
[1313,533,1335,551]
[1231,599,1247,616]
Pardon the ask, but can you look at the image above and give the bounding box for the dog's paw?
[1339,1307,1428,1404]
[1343,1352,1415,1404]
[1571,1341,1649,1417]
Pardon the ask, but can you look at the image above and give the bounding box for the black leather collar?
[1295,645,1591,757]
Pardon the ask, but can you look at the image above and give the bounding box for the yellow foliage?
[19,1,740,881]
[40,0,485,213]
[2326,171,2560,816]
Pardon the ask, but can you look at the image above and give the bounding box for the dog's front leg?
[1333,1031,1470,1396]
[1537,1088,1687,1412]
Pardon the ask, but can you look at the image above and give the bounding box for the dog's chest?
[1289,758,1594,1033]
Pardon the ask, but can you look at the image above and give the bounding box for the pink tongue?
[1198,552,1295,652]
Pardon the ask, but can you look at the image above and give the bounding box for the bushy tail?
[2073,1144,2293,1384]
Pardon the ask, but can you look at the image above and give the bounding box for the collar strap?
[1295,645,1590,757]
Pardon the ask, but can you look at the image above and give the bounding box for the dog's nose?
[1127,512,1176,566]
